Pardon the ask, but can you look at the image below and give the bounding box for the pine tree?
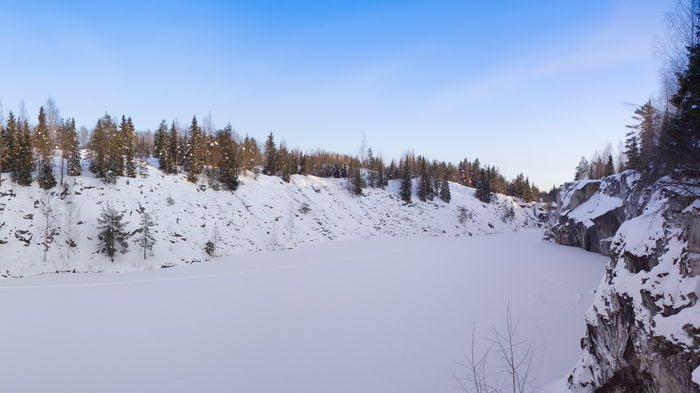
[629,100,658,167]
[400,158,412,203]
[137,211,156,260]
[216,123,239,191]
[90,113,119,183]
[263,131,278,175]
[58,118,82,179]
[439,174,451,203]
[97,204,130,262]
[185,116,202,182]
[36,106,56,189]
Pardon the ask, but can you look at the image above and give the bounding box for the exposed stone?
[564,176,700,393]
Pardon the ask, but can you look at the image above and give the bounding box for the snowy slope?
[0,157,539,276]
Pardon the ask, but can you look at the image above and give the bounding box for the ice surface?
[0,230,607,393]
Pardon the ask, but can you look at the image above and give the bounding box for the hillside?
[0,156,541,277]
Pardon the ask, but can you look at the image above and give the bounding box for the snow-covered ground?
[0,230,607,393]
[0,156,540,277]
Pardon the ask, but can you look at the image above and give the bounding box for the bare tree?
[655,0,700,104]
[40,193,58,263]
[490,306,533,393]
[454,307,533,393]
[45,96,60,144]
[453,323,496,393]
[64,185,80,258]
[136,211,156,260]
[79,126,89,148]
[18,98,27,125]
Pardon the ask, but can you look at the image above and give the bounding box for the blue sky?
[0,0,674,189]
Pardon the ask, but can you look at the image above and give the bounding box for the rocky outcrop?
[545,172,645,256]
[566,179,700,393]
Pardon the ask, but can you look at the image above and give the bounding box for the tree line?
[0,103,546,206]
[573,0,700,193]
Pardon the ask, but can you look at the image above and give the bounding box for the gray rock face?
[545,173,642,255]
[564,177,700,393]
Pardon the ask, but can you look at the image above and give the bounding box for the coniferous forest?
[0,108,548,205]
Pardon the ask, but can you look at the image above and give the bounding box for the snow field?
[0,230,607,393]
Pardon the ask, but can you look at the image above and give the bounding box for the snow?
[0,230,607,393]
[564,191,622,223]
[0,156,539,277]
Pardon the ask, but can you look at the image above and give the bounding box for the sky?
[0,0,676,189]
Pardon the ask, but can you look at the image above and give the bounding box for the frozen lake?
[0,230,607,392]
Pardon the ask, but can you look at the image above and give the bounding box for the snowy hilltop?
[547,172,700,392]
[0,157,541,277]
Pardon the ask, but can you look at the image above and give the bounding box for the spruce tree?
[348,157,363,196]
[36,107,56,189]
[417,157,430,202]
[168,121,179,174]
[475,168,492,203]
[216,123,239,191]
[107,115,125,179]
[400,158,412,203]
[3,112,18,181]
[668,41,700,176]
[153,120,169,169]
[263,131,278,175]
[185,116,202,182]
[97,204,130,262]
[16,120,34,186]
[624,132,641,170]
[376,157,386,189]
[439,174,451,203]
[123,117,136,178]
[604,155,615,177]
[66,118,81,177]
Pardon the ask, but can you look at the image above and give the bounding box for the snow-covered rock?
[565,176,700,393]
[545,172,645,256]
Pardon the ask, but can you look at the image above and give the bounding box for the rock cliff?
[549,173,700,392]
[545,172,646,256]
